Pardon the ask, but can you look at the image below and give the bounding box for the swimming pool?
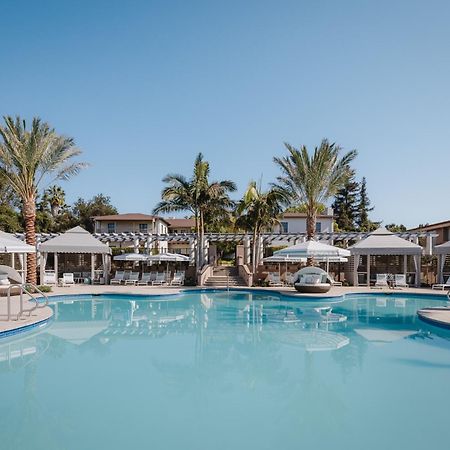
[1,290,449,450]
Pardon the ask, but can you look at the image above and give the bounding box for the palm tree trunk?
[23,197,37,284]
[306,210,316,266]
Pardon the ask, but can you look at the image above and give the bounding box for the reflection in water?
[1,292,450,450]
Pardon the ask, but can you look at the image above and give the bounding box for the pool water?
[1,291,450,450]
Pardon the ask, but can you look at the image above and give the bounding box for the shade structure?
[348,227,423,287]
[114,253,149,262]
[274,240,351,258]
[146,253,190,263]
[38,226,111,254]
[0,231,35,254]
[38,226,112,285]
[264,255,347,263]
[348,227,422,256]
[434,241,450,283]
[434,241,450,255]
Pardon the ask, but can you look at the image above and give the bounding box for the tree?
[0,116,87,283]
[72,194,118,232]
[273,139,357,242]
[0,173,21,232]
[41,185,67,218]
[153,153,236,269]
[235,182,288,273]
[356,177,376,231]
[386,223,407,233]
[332,173,360,231]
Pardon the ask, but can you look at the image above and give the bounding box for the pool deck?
[1,284,449,335]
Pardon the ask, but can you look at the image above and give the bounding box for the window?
[107,223,116,233]
[280,222,288,233]
[315,222,322,233]
[139,223,148,233]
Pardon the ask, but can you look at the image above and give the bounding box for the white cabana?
[0,231,35,282]
[38,226,112,284]
[348,227,423,287]
[434,241,450,283]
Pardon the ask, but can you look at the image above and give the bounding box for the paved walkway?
[1,284,448,334]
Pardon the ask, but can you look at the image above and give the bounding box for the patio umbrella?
[274,241,350,273]
[146,253,190,279]
[113,253,149,262]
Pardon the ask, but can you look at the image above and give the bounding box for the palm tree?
[235,182,288,273]
[153,153,236,269]
[0,116,87,283]
[274,139,357,241]
[42,185,67,218]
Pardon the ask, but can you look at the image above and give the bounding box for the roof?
[434,240,450,255]
[0,231,35,254]
[38,226,112,254]
[166,218,196,229]
[92,213,170,225]
[348,227,423,255]
[281,212,333,219]
[274,240,351,258]
[409,219,450,232]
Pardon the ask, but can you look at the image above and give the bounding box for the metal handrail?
[5,283,49,321]
[447,288,450,301]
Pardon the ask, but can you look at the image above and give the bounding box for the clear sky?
[1,0,449,228]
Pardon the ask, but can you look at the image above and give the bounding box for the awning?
[0,231,35,254]
[274,240,350,258]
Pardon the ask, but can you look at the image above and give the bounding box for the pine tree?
[332,175,360,231]
[356,177,375,231]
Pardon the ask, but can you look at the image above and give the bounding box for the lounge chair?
[137,273,152,286]
[394,274,408,289]
[124,272,140,285]
[171,272,185,286]
[121,270,132,285]
[268,272,284,287]
[61,273,75,287]
[43,271,57,285]
[373,274,388,289]
[110,271,125,285]
[284,272,295,286]
[432,276,450,290]
[294,267,331,294]
[152,273,167,286]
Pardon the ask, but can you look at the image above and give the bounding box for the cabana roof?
[0,231,35,254]
[434,240,450,255]
[38,226,111,254]
[349,227,422,256]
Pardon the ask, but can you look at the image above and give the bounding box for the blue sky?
[1,0,449,228]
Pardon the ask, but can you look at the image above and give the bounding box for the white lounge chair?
[121,270,132,284]
[124,272,139,285]
[152,273,167,286]
[171,272,185,286]
[373,274,388,288]
[137,273,152,286]
[61,273,75,287]
[43,271,57,285]
[110,271,125,285]
[394,274,408,289]
[294,267,331,294]
[432,276,450,290]
[268,272,284,287]
[284,272,295,286]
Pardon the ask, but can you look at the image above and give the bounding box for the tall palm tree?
[0,116,87,283]
[235,182,288,273]
[274,139,357,241]
[153,153,236,269]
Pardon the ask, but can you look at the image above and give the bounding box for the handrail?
[5,283,49,321]
[447,289,450,301]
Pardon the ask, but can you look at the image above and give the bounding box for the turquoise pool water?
[1,290,450,450]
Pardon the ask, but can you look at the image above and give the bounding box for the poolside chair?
[294,267,331,294]
[124,272,140,285]
[284,272,295,286]
[373,274,388,289]
[394,274,409,289]
[61,273,75,287]
[43,271,57,285]
[121,270,132,285]
[152,272,167,286]
[268,272,284,287]
[137,272,152,286]
[432,276,450,290]
[110,270,125,285]
[171,272,185,286]
[149,272,157,282]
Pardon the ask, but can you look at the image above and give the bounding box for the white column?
[366,253,371,287]
[189,239,196,266]
[438,254,445,283]
[146,236,152,255]
[353,255,358,286]
[203,239,209,265]
[258,237,264,266]
[403,254,408,277]
[40,252,46,285]
[425,234,433,256]
[244,236,251,265]
[133,238,140,254]
[54,253,58,280]
[413,254,421,287]
[91,253,95,283]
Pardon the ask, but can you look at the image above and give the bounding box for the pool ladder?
[5,283,49,321]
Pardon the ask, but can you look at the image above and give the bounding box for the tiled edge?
[0,316,52,339]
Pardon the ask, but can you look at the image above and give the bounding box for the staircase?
[204,266,247,287]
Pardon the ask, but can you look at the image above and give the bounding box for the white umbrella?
[113,253,149,262]
[146,253,190,279]
[274,241,350,273]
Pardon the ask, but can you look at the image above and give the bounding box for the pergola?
[434,241,450,283]
[38,226,112,284]
[0,231,35,282]
[348,227,423,287]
